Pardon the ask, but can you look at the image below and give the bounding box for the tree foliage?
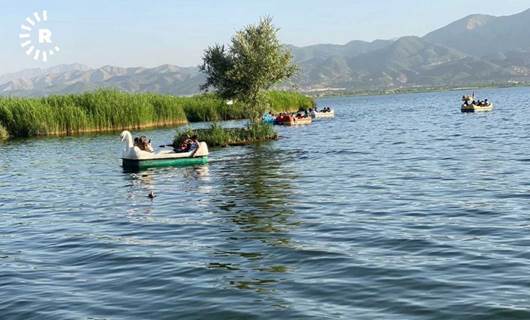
[200,16,298,122]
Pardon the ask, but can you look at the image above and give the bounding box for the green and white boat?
[120,131,208,171]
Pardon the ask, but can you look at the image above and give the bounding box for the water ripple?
[1,87,530,319]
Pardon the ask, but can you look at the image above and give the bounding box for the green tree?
[200,16,298,122]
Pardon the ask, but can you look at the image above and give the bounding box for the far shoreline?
[306,82,530,99]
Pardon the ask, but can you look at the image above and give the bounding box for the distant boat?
[276,114,312,126]
[311,109,335,119]
[461,95,494,113]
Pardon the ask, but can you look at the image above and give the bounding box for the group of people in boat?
[174,134,200,153]
[263,110,310,123]
[133,134,200,153]
[316,107,332,113]
[134,136,154,152]
[462,95,490,107]
[276,111,311,122]
[262,106,335,124]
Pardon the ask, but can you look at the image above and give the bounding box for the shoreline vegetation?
[174,122,278,148]
[0,89,314,139]
[304,81,530,98]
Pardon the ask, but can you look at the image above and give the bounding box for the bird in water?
[148,191,156,199]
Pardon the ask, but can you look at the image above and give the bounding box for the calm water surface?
[1,87,530,319]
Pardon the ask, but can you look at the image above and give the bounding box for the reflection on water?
[209,144,297,292]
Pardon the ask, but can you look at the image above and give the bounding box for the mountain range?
[2,8,530,97]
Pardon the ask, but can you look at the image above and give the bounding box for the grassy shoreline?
[0,89,314,138]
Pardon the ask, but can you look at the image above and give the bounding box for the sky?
[1,0,529,74]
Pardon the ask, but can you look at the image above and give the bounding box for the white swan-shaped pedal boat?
[120,130,208,170]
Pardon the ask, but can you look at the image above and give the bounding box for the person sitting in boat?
[139,136,154,152]
[174,134,192,152]
[484,99,489,106]
[146,138,154,152]
[133,136,153,152]
[189,135,200,151]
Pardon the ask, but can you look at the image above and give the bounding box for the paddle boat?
[461,95,494,113]
[120,130,208,170]
[275,114,312,126]
[311,109,335,119]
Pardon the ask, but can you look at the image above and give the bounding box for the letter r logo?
[38,29,52,43]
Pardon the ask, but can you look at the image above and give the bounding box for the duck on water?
[120,130,208,171]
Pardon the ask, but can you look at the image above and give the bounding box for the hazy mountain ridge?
[424,9,530,56]
[0,64,205,96]
[2,8,530,97]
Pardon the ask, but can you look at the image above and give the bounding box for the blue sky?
[1,0,529,74]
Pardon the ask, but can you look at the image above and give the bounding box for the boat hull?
[312,110,335,119]
[122,156,208,171]
[461,104,494,113]
[278,118,312,126]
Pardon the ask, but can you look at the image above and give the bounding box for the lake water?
[1,87,530,319]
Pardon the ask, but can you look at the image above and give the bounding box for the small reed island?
[172,16,317,148]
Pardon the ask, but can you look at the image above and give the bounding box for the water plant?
[0,89,313,138]
[174,122,277,147]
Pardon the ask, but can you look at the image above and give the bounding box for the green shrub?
[174,122,277,147]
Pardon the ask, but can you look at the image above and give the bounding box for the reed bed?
[174,122,278,147]
[0,89,313,138]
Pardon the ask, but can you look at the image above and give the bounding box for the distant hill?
[1,8,530,97]
[424,9,530,57]
[287,39,392,63]
[0,64,205,97]
[295,36,516,90]
[293,8,530,92]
